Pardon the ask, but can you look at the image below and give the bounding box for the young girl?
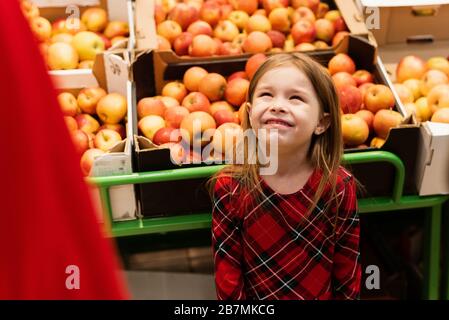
[211,53,361,300]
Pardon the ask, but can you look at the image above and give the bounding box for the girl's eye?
[290,95,303,101]
[259,92,272,97]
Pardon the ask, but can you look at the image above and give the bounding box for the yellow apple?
[72,31,105,61]
[96,93,127,124]
[81,7,108,32]
[415,96,432,122]
[30,17,52,42]
[47,42,79,70]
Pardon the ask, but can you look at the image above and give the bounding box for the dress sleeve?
[211,175,246,300]
[332,175,361,300]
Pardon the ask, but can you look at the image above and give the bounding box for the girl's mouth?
[264,118,293,127]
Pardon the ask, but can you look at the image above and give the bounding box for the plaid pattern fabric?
[212,166,360,300]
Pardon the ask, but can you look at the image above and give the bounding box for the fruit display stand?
[88,150,449,299]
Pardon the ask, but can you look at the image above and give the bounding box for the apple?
[157,35,172,50]
[157,20,183,44]
[104,21,129,39]
[352,70,373,86]
[200,1,221,27]
[262,0,289,14]
[415,96,432,121]
[373,109,403,139]
[164,106,190,128]
[159,0,178,13]
[80,148,105,176]
[20,0,40,19]
[324,10,347,33]
[137,97,166,118]
[291,0,319,12]
[168,3,199,30]
[187,20,213,36]
[427,84,449,113]
[99,124,126,139]
[213,37,225,53]
[52,18,87,35]
[315,19,335,43]
[96,93,127,124]
[232,33,247,47]
[332,72,356,89]
[94,129,122,151]
[65,116,78,132]
[431,108,449,123]
[214,20,239,42]
[220,4,234,20]
[229,0,258,15]
[370,137,385,149]
[72,31,105,61]
[427,56,449,76]
[246,14,272,33]
[180,111,217,146]
[198,73,227,102]
[364,84,395,113]
[402,79,422,101]
[162,81,188,103]
[295,43,315,52]
[291,7,315,24]
[338,85,363,114]
[316,2,330,19]
[58,92,79,117]
[81,7,108,32]
[228,71,248,82]
[228,10,250,30]
[30,17,52,42]
[75,114,100,134]
[246,53,267,79]
[242,31,272,54]
[210,101,234,116]
[185,0,204,11]
[158,96,179,109]
[332,31,349,47]
[396,55,428,83]
[214,109,239,126]
[155,4,167,24]
[328,53,356,75]
[313,41,329,50]
[358,82,375,100]
[50,33,73,44]
[355,109,374,131]
[212,122,243,155]
[78,60,94,69]
[225,78,249,106]
[173,32,193,56]
[47,42,79,70]
[188,34,218,56]
[77,87,107,115]
[219,42,243,55]
[183,66,208,92]
[268,7,290,33]
[182,92,211,113]
[341,114,369,146]
[419,69,448,96]
[138,115,166,140]
[153,127,182,145]
[393,83,414,104]
[266,30,286,48]
[291,20,316,45]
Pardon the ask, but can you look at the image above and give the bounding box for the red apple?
[214,109,239,126]
[104,21,129,39]
[242,31,272,54]
[332,31,350,47]
[58,92,80,117]
[266,30,286,48]
[364,84,395,113]
[291,20,316,45]
[328,53,356,75]
[183,66,208,92]
[291,0,319,12]
[396,55,428,83]
[373,109,403,139]
[229,0,258,15]
[98,124,126,139]
[200,1,221,27]
[315,18,335,43]
[219,42,243,55]
[75,114,100,134]
[246,53,267,79]
[96,93,127,125]
[332,72,356,89]
[64,116,78,132]
[77,87,107,115]
[155,4,166,24]
[189,34,218,56]
[359,82,375,100]
[153,127,182,145]
[352,70,374,86]
[182,92,211,113]
[137,97,167,118]
[338,85,363,114]
[187,20,213,36]
[173,32,194,56]
[225,78,249,106]
[180,111,217,146]
[291,7,316,24]
[71,130,90,154]
[157,20,183,44]
[167,3,199,30]
[355,109,374,131]
[80,149,105,176]
[210,101,234,116]
[199,73,227,102]
[263,0,289,13]
[164,106,190,128]
[228,71,248,82]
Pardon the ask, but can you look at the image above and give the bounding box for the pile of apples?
[393,55,449,124]
[58,88,128,175]
[155,0,350,57]
[137,53,269,164]
[20,0,129,70]
[329,53,403,149]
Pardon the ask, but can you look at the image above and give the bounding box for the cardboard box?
[31,0,133,89]
[56,49,137,221]
[134,0,369,54]
[357,0,449,195]
[132,35,420,220]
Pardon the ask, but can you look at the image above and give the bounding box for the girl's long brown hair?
[208,53,344,221]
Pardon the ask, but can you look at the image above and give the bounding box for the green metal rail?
[87,150,449,300]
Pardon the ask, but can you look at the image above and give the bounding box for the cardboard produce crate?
[57,49,137,221]
[131,35,420,218]
[31,0,133,89]
[356,0,449,195]
[134,0,369,73]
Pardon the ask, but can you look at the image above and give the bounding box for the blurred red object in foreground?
[0,0,129,299]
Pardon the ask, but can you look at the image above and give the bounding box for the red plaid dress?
[212,166,360,300]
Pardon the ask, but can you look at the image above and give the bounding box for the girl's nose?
[269,103,287,113]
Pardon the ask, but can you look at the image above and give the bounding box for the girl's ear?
[314,113,331,135]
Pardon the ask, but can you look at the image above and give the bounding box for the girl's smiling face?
[249,64,325,152]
